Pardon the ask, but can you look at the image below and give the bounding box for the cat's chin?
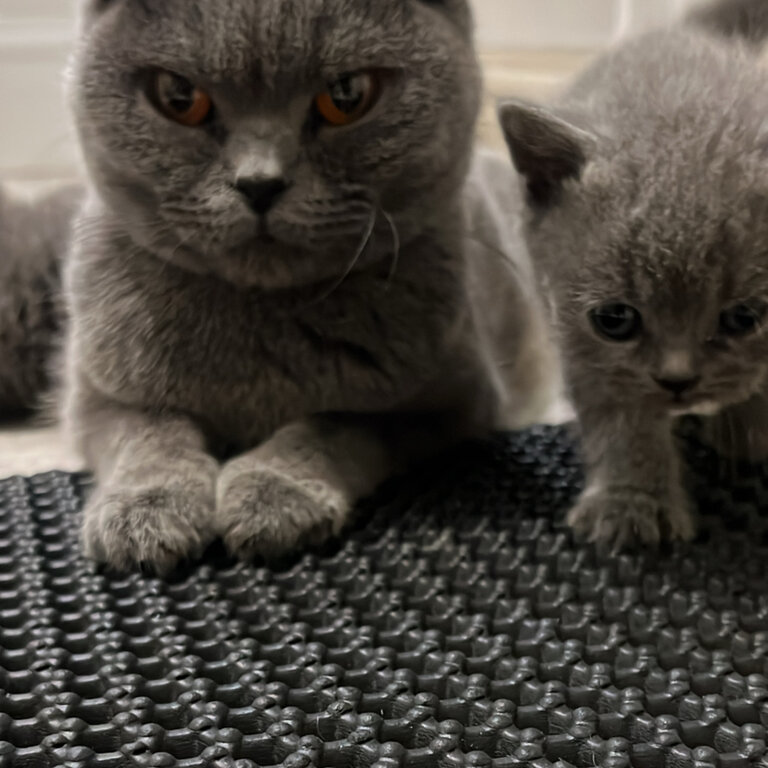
[669,401,722,418]
[159,237,389,292]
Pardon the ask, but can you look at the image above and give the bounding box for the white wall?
[474,0,700,49]
[0,0,77,179]
[0,0,704,181]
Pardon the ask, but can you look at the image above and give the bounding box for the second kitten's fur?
[0,186,80,415]
[499,0,768,550]
[65,0,555,572]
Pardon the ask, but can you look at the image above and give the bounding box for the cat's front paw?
[567,486,695,552]
[217,469,350,560]
[82,485,215,573]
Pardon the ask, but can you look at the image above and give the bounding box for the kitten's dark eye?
[719,301,766,337]
[315,72,380,127]
[589,303,643,342]
[145,69,213,128]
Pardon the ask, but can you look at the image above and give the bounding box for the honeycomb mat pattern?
[1,425,768,768]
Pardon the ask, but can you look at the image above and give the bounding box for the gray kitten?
[0,186,81,416]
[499,0,768,550]
[64,0,555,572]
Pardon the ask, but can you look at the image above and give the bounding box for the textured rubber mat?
[0,425,767,768]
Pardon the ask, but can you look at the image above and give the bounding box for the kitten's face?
[72,0,479,288]
[530,153,768,415]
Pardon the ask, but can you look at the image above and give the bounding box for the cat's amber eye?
[589,303,643,342]
[146,70,213,127]
[315,72,381,127]
[719,301,766,337]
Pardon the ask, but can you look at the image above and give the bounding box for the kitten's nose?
[653,375,701,396]
[235,177,288,215]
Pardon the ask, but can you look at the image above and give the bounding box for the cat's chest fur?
[68,231,465,445]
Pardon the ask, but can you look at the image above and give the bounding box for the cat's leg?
[73,388,219,573]
[216,344,503,560]
[216,413,449,559]
[700,393,768,461]
[568,405,695,551]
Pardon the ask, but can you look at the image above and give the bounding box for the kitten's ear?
[498,99,598,208]
[82,0,114,13]
[80,0,139,22]
[418,0,473,36]
[78,0,116,25]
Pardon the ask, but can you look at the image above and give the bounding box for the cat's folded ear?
[79,0,115,25]
[80,0,143,23]
[498,99,599,208]
[417,0,473,36]
[82,0,114,13]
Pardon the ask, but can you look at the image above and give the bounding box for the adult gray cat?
[64,0,555,572]
[498,0,768,551]
[0,186,80,415]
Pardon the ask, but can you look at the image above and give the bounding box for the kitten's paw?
[567,487,695,552]
[82,485,215,573]
[217,469,350,560]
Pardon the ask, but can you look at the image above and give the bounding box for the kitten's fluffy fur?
[63,0,554,571]
[690,0,768,43]
[499,0,768,550]
[0,186,81,415]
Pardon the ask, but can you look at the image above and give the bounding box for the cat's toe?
[217,470,350,560]
[663,501,696,541]
[82,485,214,573]
[568,488,694,553]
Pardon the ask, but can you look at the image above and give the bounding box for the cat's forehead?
[574,139,768,304]
[582,206,768,310]
[97,0,428,82]
[115,0,403,25]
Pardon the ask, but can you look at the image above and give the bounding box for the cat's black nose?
[235,177,288,215]
[653,375,701,396]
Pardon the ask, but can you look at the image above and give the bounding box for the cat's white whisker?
[306,205,377,305]
[465,230,523,282]
[381,208,400,287]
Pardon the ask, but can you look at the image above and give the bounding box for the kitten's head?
[71,0,479,288]
[499,78,768,416]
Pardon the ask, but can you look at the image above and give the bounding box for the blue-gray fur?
[499,0,768,550]
[65,0,554,571]
[690,0,768,43]
[0,186,81,416]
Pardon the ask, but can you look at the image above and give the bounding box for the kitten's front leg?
[216,416,395,559]
[73,387,219,573]
[702,394,768,461]
[568,405,695,551]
